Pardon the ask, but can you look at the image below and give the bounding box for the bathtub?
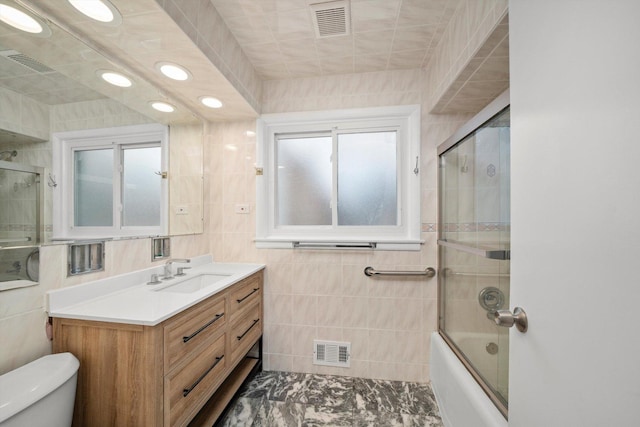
[430,332,508,427]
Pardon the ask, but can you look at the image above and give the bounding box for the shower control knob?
[494,307,528,333]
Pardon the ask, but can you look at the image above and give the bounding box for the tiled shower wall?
[0,88,50,243]
[205,69,472,382]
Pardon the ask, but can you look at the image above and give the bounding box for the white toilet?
[0,353,79,427]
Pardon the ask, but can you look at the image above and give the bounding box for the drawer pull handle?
[236,288,260,303]
[182,355,224,397]
[237,319,260,341]
[182,313,224,343]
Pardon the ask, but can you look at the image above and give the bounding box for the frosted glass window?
[74,149,113,226]
[276,136,332,225]
[123,146,161,226]
[256,105,421,249]
[337,131,397,225]
[54,124,167,239]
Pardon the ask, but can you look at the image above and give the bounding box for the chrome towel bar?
[364,266,436,277]
[294,242,376,249]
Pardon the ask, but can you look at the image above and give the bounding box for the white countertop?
[47,256,265,326]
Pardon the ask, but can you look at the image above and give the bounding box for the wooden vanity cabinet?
[52,270,263,427]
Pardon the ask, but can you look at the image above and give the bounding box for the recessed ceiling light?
[0,3,51,36]
[151,101,175,113]
[98,70,132,87]
[156,62,191,81]
[67,0,122,25]
[200,96,223,109]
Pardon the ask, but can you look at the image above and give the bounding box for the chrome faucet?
[163,258,191,280]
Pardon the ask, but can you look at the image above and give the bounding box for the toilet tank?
[0,353,79,427]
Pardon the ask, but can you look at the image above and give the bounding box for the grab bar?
[364,266,436,277]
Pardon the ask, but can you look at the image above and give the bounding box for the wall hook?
[47,173,57,188]
[413,156,419,175]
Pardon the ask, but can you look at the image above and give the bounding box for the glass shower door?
[438,106,511,415]
[0,161,42,247]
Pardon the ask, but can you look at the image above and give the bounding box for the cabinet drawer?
[164,295,225,372]
[229,302,262,363]
[165,333,226,427]
[228,272,262,323]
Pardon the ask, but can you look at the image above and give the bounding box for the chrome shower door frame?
[436,89,511,418]
[0,160,45,248]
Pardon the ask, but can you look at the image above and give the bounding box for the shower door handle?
[494,307,528,333]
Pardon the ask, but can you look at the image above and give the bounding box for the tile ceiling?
[0,48,105,105]
[211,0,462,80]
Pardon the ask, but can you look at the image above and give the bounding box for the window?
[256,105,421,250]
[53,124,168,239]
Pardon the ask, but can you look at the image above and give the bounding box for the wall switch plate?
[176,205,189,215]
[235,204,250,214]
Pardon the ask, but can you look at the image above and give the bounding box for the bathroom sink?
[154,274,231,293]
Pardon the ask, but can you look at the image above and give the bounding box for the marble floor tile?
[401,414,445,427]
[298,374,354,412]
[353,410,404,427]
[217,371,444,427]
[252,400,306,427]
[354,378,403,413]
[268,372,310,402]
[398,382,440,416]
[238,371,280,399]
[219,397,264,427]
[302,406,352,426]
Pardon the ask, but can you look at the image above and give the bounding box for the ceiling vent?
[310,0,351,38]
[0,50,54,73]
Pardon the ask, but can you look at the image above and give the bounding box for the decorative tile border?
[0,224,37,232]
[421,223,511,232]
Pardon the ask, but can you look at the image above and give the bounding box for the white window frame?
[52,123,169,240]
[256,105,421,250]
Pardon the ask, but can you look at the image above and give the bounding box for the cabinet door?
[228,272,262,324]
[164,295,226,372]
[164,333,226,427]
[229,302,262,365]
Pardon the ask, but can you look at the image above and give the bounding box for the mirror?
[0,0,204,248]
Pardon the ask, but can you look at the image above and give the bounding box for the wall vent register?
[313,340,350,367]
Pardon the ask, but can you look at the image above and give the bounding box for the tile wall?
[425,0,509,113]
[169,124,205,235]
[204,69,472,382]
[0,89,49,244]
[0,87,49,141]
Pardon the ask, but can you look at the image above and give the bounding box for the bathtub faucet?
[163,258,190,280]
